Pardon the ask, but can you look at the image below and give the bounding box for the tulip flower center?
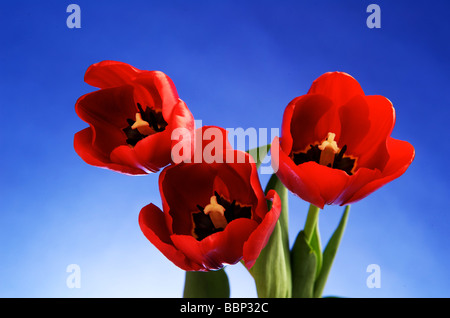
[292,132,356,175]
[203,196,228,229]
[192,192,252,241]
[318,132,339,167]
[122,103,168,147]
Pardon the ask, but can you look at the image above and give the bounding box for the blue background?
[0,0,449,297]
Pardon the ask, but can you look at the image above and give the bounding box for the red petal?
[134,128,173,170]
[344,138,415,204]
[168,99,195,163]
[297,162,349,206]
[132,71,180,119]
[332,167,382,206]
[158,166,174,232]
[307,72,365,106]
[243,189,281,269]
[110,145,159,174]
[197,126,235,164]
[280,96,300,154]
[138,203,203,271]
[74,128,147,175]
[289,94,338,153]
[215,159,258,207]
[84,60,142,89]
[355,95,396,170]
[337,95,371,156]
[75,86,136,157]
[171,218,258,271]
[160,162,217,236]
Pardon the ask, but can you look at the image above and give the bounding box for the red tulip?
[272,72,415,209]
[139,127,281,271]
[74,60,195,175]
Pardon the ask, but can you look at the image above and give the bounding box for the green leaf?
[247,173,291,298]
[183,268,230,298]
[247,144,271,169]
[313,205,350,298]
[291,231,317,298]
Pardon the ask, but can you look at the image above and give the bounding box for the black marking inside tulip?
[122,103,168,146]
[192,192,252,241]
[292,144,356,175]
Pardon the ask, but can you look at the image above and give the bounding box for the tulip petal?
[161,163,217,236]
[289,94,337,153]
[110,145,159,174]
[337,95,371,156]
[74,128,147,175]
[344,138,415,204]
[75,85,137,156]
[355,95,396,170]
[331,167,381,206]
[169,99,196,162]
[84,60,142,88]
[308,72,365,106]
[216,161,258,207]
[132,72,180,119]
[139,203,203,271]
[280,97,298,153]
[296,162,349,207]
[171,218,258,271]
[133,128,173,170]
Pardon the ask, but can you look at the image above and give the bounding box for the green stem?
[183,268,230,298]
[303,204,321,244]
[313,205,350,298]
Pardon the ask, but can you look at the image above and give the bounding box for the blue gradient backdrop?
[0,0,449,297]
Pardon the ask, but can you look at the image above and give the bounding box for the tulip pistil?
[318,132,339,167]
[203,196,228,229]
[131,113,154,136]
[122,103,168,147]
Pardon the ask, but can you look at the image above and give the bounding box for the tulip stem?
[303,204,320,244]
[313,205,350,298]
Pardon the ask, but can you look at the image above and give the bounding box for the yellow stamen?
[318,132,340,167]
[203,196,228,229]
[131,113,154,135]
